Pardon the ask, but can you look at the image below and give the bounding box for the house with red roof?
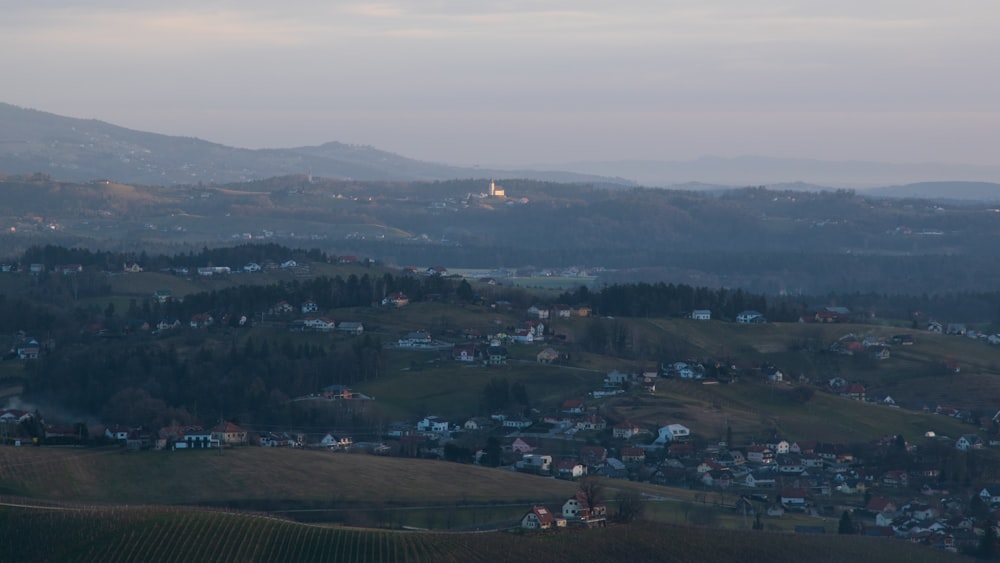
[382,292,409,307]
[579,446,607,468]
[613,420,641,440]
[620,446,646,463]
[866,496,897,514]
[561,492,607,526]
[844,383,866,401]
[521,505,560,530]
[211,421,248,446]
[511,437,537,454]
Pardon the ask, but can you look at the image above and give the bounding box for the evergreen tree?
[456,279,474,302]
[980,518,998,560]
[838,510,855,534]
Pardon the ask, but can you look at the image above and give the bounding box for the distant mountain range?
[0,103,630,187]
[554,156,1000,194]
[2,102,999,200]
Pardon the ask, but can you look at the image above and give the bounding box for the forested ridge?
[3,176,1000,294]
[2,243,998,440]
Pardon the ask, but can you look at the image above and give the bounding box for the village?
[3,261,1000,555]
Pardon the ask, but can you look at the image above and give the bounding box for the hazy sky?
[3,1,998,167]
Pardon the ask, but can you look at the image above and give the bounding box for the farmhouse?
[691,309,711,321]
[382,292,410,307]
[561,493,607,526]
[612,421,641,440]
[453,343,478,362]
[14,338,41,360]
[521,506,561,530]
[211,422,248,446]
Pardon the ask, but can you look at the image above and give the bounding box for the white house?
[516,454,553,472]
[503,415,533,430]
[104,425,130,441]
[521,506,558,530]
[768,440,791,455]
[737,310,765,324]
[303,317,336,332]
[320,433,352,450]
[512,329,534,344]
[979,486,1000,505]
[605,370,630,387]
[557,460,587,479]
[744,472,776,488]
[398,331,432,347]
[417,416,449,433]
[654,423,690,444]
[243,262,261,273]
[301,300,319,314]
[691,309,712,321]
[562,492,606,520]
[956,434,984,451]
[177,430,219,449]
[527,306,550,320]
[612,421,641,440]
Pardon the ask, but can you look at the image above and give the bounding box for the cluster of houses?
[95,420,356,453]
[521,493,608,530]
[928,320,1000,348]
[854,491,998,550]
[829,333,893,361]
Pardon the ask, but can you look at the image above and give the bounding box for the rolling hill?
[0,103,630,186]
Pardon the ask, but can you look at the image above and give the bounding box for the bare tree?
[614,489,645,523]
[578,477,605,511]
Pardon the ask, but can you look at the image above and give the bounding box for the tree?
[510,381,530,413]
[980,517,998,560]
[481,378,509,414]
[456,279,474,302]
[838,510,855,534]
[578,477,604,513]
[614,489,645,523]
[481,436,501,467]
